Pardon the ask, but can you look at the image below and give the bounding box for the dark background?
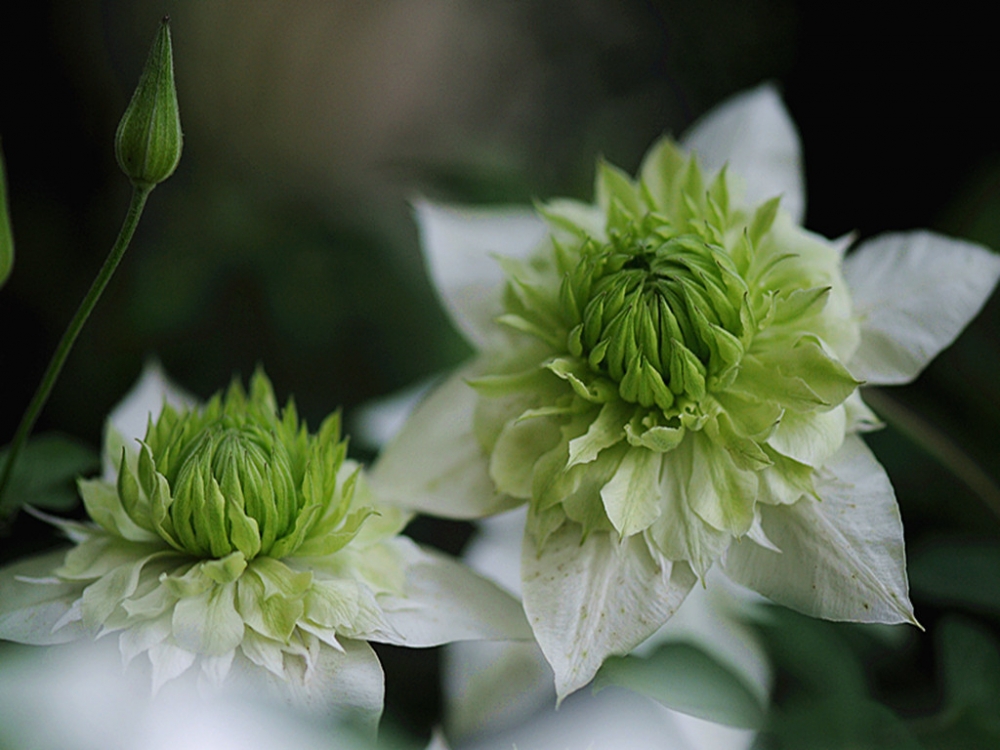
[2,1,999,745]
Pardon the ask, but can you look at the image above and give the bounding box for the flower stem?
[863,387,1000,521]
[0,184,153,505]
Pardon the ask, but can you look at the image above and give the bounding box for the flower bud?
[115,17,182,188]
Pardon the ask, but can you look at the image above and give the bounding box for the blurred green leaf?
[752,607,921,749]
[909,541,1000,616]
[763,699,922,750]
[754,606,869,697]
[0,141,13,288]
[595,640,765,729]
[913,616,1000,749]
[0,433,97,517]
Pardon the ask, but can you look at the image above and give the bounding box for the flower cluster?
[370,84,1000,698]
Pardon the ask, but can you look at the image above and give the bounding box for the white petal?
[845,230,1000,385]
[350,376,436,450]
[767,404,847,468]
[376,538,531,646]
[147,641,197,693]
[460,507,528,596]
[233,638,385,728]
[456,683,755,750]
[369,361,520,519]
[103,360,197,480]
[681,83,805,224]
[171,581,245,656]
[637,567,772,707]
[444,639,554,741]
[414,199,548,350]
[0,550,86,644]
[724,435,916,624]
[521,524,697,700]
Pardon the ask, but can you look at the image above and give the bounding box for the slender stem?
[863,386,1000,521]
[0,184,153,504]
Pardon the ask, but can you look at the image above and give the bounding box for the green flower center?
[563,229,749,412]
[168,423,298,559]
[116,371,365,564]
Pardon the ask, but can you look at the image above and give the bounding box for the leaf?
[752,607,922,750]
[914,616,1000,749]
[0,433,99,517]
[595,640,765,729]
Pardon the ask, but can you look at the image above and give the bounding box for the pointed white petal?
[845,230,1000,385]
[103,360,198,480]
[724,435,915,624]
[414,199,548,349]
[521,524,697,699]
[681,83,805,224]
[376,538,531,646]
[147,641,197,693]
[369,361,520,519]
[0,550,86,644]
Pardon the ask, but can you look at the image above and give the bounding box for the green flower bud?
[115,17,182,188]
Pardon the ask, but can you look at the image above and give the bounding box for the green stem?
[863,387,1000,521]
[0,184,153,504]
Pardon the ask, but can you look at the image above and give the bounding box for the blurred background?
[2,1,999,747]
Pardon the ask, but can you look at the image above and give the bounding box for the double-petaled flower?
[370,84,1000,698]
[0,365,528,721]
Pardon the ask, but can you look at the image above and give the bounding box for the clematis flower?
[0,364,529,723]
[369,83,1000,699]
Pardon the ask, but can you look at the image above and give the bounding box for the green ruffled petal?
[600,447,662,537]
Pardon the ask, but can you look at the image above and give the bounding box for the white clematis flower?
[0,364,529,723]
[370,83,1000,699]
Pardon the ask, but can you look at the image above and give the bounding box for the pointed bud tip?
[115,20,183,188]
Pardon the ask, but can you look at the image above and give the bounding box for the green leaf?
[752,606,922,749]
[909,540,1000,616]
[913,616,1000,749]
[595,641,765,729]
[0,141,13,287]
[940,616,1000,719]
[0,434,98,517]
